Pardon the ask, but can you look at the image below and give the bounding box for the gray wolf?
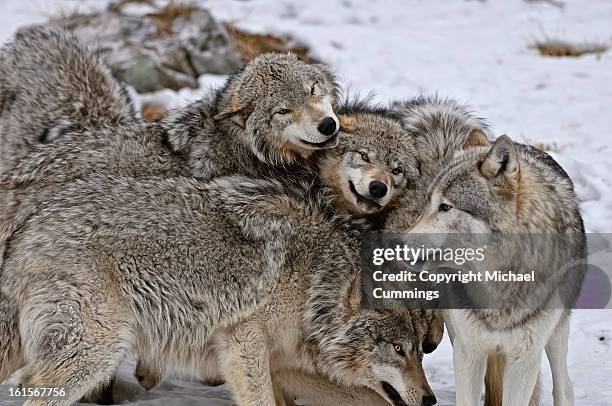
[0,26,136,173]
[318,101,421,217]
[401,135,585,406]
[0,27,341,183]
[0,45,347,277]
[0,174,441,406]
[129,102,425,398]
[0,101,421,260]
[163,51,341,179]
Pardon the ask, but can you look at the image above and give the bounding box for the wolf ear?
[480,135,520,190]
[423,310,444,354]
[463,129,489,149]
[338,114,355,133]
[213,98,247,128]
[346,273,362,313]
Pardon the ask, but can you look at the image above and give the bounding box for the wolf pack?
[0,27,586,406]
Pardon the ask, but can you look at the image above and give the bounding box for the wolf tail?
[484,354,541,406]
[0,26,136,172]
[0,292,22,382]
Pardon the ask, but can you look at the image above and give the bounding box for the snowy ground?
[1,0,611,405]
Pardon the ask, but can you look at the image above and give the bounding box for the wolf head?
[392,134,582,235]
[214,53,340,163]
[319,106,420,216]
[317,275,442,406]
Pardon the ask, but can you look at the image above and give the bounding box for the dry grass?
[145,1,199,35]
[531,142,563,153]
[224,23,318,64]
[141,103,168,121]
[108,0,198,35]
[530,38,608,58]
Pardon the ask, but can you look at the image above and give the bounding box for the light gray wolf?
[0,101,421,264]
[0,27,340,181]
[163,51,341,179]
[0,174,442,406]
[0,41,350,283]
[400,134,586,406]
[0,26,136,173]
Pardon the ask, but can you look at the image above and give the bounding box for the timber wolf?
[0,175,442,406]
[0,26,136,173]
[0,100,421,260]
[317,101,421,217]
[163,51,341,179]
[0,27,341,182]
[400,134,586,406]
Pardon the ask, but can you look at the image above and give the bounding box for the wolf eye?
[393,344,405,356]
[276,109,291,115]
[392,167,402,175]
[439,203,453,212]
[360,152,370,162]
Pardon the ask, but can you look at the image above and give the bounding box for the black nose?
[422,395,437,405]
[317,116,337,136]
[423,341,438,354]
[369,180,388,199]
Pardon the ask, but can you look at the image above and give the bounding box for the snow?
[1,0,611,405]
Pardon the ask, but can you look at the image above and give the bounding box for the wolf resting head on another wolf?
[320,103,421,216]
[165,53,341,178]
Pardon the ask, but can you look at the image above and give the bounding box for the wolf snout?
[317,116,338,136]
[369,180,388,199]
[422,340,438,354]
[422,394,437,405]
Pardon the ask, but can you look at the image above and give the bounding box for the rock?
[44,2,242,92]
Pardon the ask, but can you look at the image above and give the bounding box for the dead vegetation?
[530,38,608,58]
[224,23,318,64]
[141,103,168,121]
[531,142,563,153]
[107,0,317,62]
[145,1,199,35]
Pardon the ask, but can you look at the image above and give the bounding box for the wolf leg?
[217,323,276,406]
[0,292,24,382]
[134,359,163,391]
[453,340,487,406]
[272,378,293,406]
[545,316,574,406]
[17,295,128,406]
[501,354,540,406]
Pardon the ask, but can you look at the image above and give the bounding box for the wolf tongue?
[381,381,408,406]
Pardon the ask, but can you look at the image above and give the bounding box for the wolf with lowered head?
[0,171,443,406]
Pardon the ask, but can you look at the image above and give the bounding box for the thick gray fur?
[0,174,441,406]
[0,26,136,173]
[391,95,491,178]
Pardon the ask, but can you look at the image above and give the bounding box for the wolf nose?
[423,341,438,354]
[422,395,437,405]
[369,180,388,199]
[317,116,338,136]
